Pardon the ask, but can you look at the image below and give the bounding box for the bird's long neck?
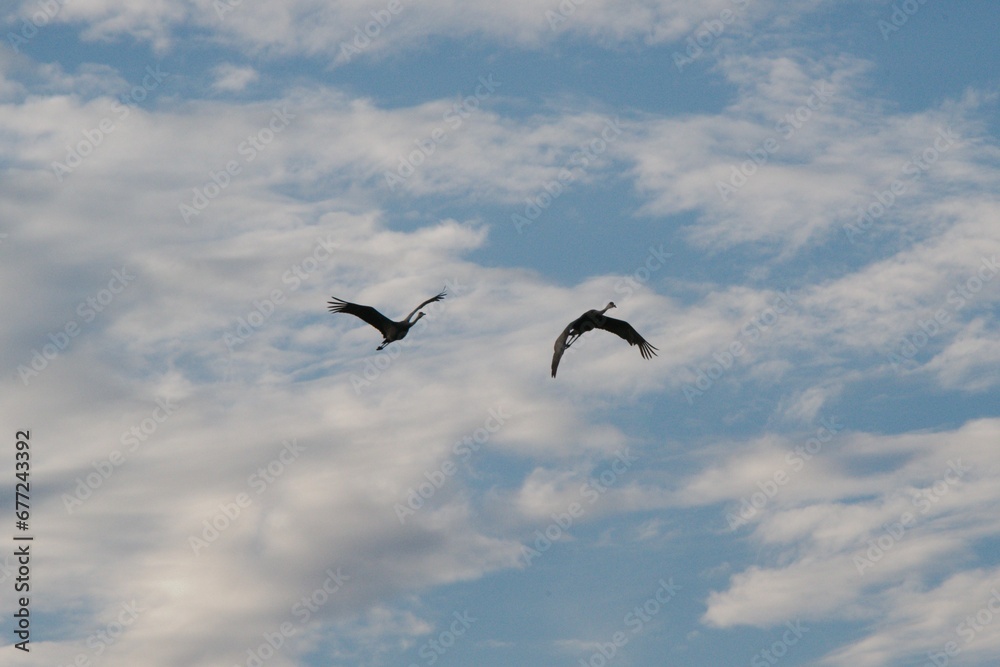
[408,311,425,325]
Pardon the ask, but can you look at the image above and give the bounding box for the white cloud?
[210,63,259,92]
[0,76,689,663]
[10,0,829,60]
[3,5,1000,665]
[620,53,996,255]
[924,318,1000,391]
[690,419,1000,664]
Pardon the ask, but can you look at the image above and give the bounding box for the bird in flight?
[551,302,657,377]
[328,288,446,350]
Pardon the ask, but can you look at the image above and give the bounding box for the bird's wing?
[595,316,658,360]
[551,323,574,378]
[327,298,394,336]
[403,289,447,322]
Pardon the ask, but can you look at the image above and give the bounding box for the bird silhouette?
[551,302,657,377]
[328,289,446,350]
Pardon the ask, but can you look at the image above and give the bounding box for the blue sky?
[2,1,1000,666]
